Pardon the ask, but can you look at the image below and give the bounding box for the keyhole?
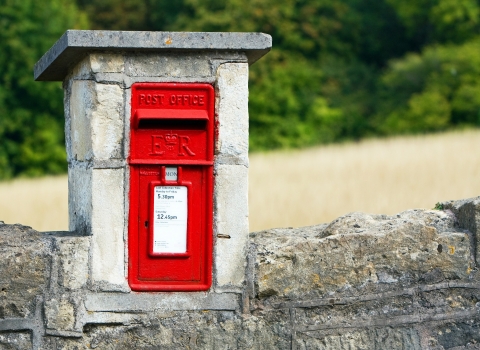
[145,221,149,228]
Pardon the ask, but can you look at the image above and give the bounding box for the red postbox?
[128,83,214,291]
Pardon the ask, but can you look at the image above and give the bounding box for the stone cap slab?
[34,30,272,81]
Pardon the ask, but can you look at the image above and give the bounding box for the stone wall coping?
[34,30,272,81]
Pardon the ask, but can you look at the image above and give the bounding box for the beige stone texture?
[0,224,50,318]
[0,332,32,349]
[69,53,124,79]
[90,53,124,73]
[214,164,249,290]
[91,83,124,160]
[215,63,249,165]
[68,165,92,234]
[69,81,124,162]
[69,55,92,79]
[253,210,473,299]
[90,168,128,290]
[44,298,76,331]
[57,237,90,290]
[70,80,95,161]
[124,52,212,78]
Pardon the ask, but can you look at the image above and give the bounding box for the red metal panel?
[128,83,214,291]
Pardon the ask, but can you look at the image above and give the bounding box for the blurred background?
[1,0,480,231]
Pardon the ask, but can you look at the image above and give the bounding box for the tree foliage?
[2,0,480,178]
[377,39,480,134]
[0,0,87,179]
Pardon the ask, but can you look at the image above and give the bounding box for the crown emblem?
[164,132,178,150]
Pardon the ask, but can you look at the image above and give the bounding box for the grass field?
[0,175,69,231]
[1,129,479,232]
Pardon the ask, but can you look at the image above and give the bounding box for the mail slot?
[128,83,214,291]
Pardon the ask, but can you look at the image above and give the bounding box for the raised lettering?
[178,136,195,156]
[166,94,206,106]
[150,135,164,155]
[139,94,145,105]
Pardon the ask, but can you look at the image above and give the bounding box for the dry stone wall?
[1,196,480,349]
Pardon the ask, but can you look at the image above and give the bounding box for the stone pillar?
[35,31,271,296]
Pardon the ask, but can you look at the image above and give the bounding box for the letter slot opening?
[138,119,207,130]
[135,109,209,129]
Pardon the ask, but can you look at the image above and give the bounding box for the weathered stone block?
[68,165,92,235]
[81,310,144,327]
[252,210,473,299]
[69,81,124,162]
[295,327,422,350]
[442,196,480,265]
[125,52,213,78]
[90,168,128,291]
[56,237,90,290]
[0,224,51,318]
[90,53,124,74]
[215,63,249,165]
[214,164,249,290]
[430,320,480,349]
[44,297,76,332]
[91,83,124,160]
[69,80,95,161]
[69,53,124,80]
[69,55,93,80]
[84,292,238,312]
[0,332,32,350]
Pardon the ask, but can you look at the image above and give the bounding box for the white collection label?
[153,186,187,253]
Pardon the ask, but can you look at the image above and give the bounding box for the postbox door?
[128,83,214,292]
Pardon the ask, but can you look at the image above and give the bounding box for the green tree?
[248,52,344,150]
[76,0,186,31]
[376,38,480,134]
[386,0,480,45]
[0,0,88,179]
